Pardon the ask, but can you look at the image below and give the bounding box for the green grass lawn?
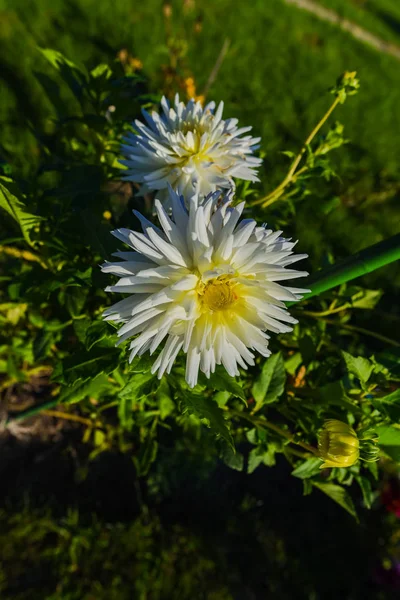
[0,0,399,275]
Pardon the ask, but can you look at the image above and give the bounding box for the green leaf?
[247,447,264,474]
[319,380,361,413]
[371,389,400,422]
[376,425,400,446]
[60,286,88,318]
[252,353,286,409]
[129,353,154,373]
[221,445,244,471]
[156,379,175,420]
[33,329,54,362]
[85,320,116,351]
[247,439,277,472]
[312,482,358,520]
[284,352,302,376]
[350,288,383,310]
[56,347,120,384]
[262,444,277,467]
[355,475,373,509]
[38,48,87,102]
[59,373,111,404]
[90,63,112,79]
[291,457,322,479]
[342,351,373,385]
[213,391,231,407]
[73,317,92,344]
[204,369,246,402]
[119,372,155,402]
[181,390,234,449]
[0,178,43,246]
[380,446,400,462]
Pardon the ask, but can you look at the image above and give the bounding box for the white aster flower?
[120,94,262,203]
[102,188,309,388]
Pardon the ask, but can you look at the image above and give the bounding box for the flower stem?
[251,96,341,208]
[229,409,319,456]
[290,233,400,306]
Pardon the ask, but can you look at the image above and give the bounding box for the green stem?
[251,95,341,208]
[289,233,400,306]
[6,397,61,423]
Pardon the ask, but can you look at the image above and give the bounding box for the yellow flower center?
[199,278,238,312]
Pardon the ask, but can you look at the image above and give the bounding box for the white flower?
[102,188,309,388]
[120,95,262,202]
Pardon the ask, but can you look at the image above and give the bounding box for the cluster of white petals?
[102,188,308,388]
[120,95,262,203]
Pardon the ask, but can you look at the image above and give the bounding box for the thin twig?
[41,409,93,427]
[201,38,231,99]
[228,409,319,456]
[297,310,400,347]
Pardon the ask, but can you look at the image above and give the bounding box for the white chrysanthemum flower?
[102,188,309,388]
[120,95,262,202]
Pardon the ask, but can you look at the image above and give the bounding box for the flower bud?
[318,419,359,468]
[330,71,360,103]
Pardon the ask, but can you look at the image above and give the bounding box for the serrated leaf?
[59,373,111,404]
[312,482,358,520]
[85,320,116,350]
[342,351,373,385]
[129,353,154,373]
[252,353,286,409]
[73,317,92,344]
[291,457,322,479]
[57,347,120,384]
[371,389,400,422]
[181,390,233,449]
[204,369,246,402]
[119,372,155,401]
[60,286,88,318]
[0,178,43,247]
